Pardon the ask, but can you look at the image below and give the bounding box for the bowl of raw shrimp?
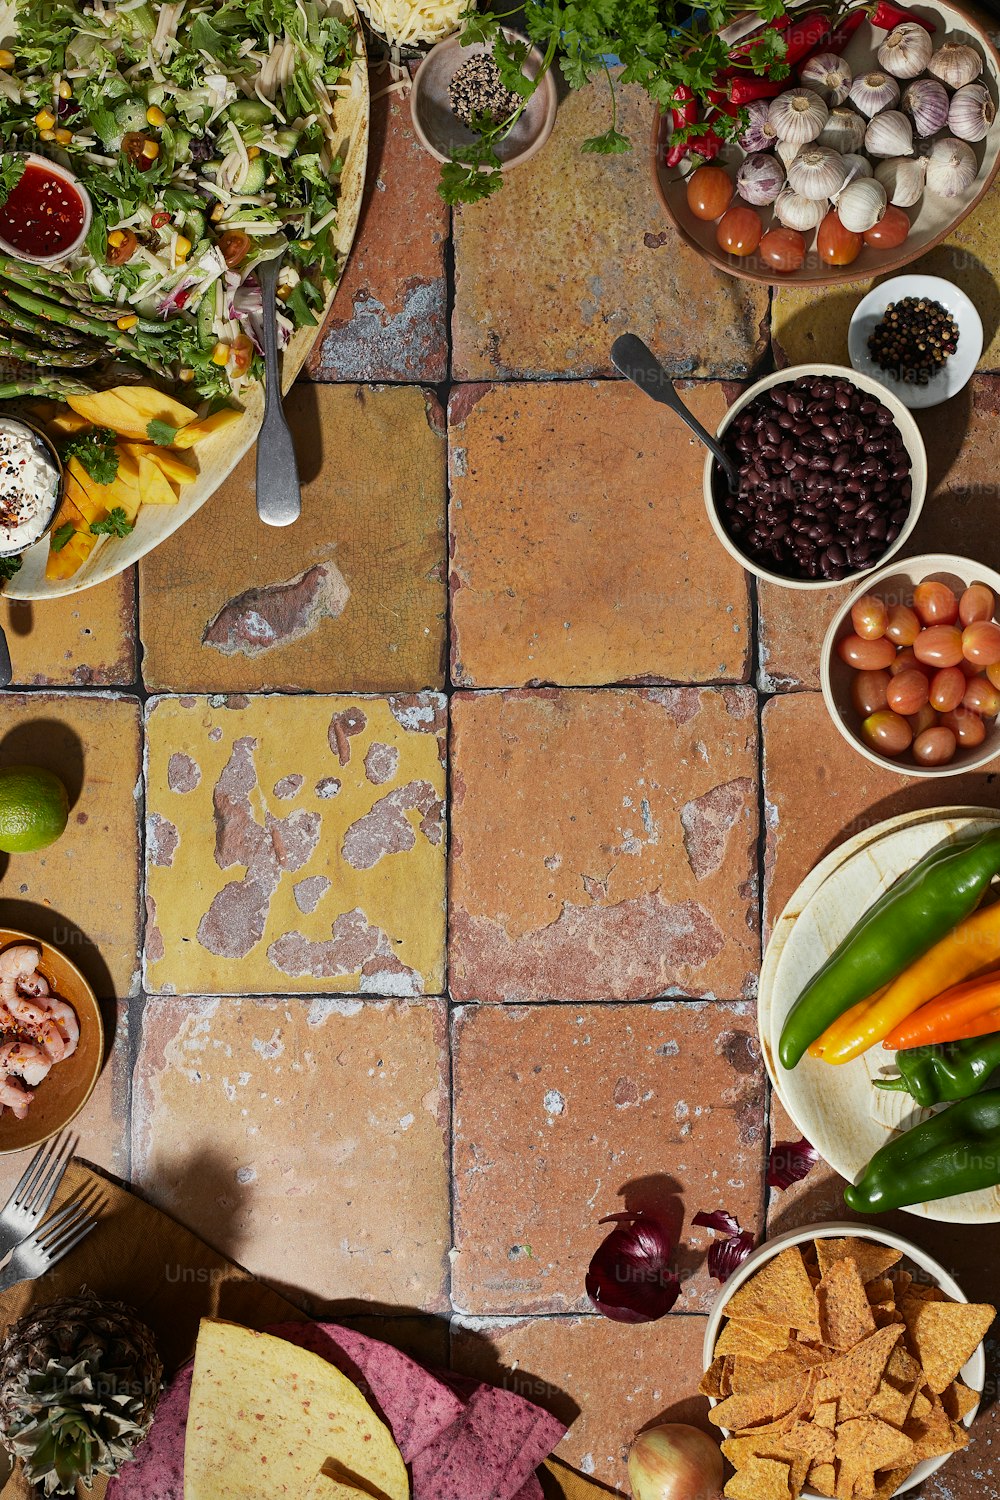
[0,931,102,1153]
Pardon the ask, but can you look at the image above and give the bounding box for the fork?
[0,1193,98,1294]
[0,1133,76,1261]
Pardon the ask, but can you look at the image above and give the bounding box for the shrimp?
[31,998,79,1064]
[0,944,42,1007]
[0,1039,51,1118]
[14,970,49,1001]
[0,1076,32,1120]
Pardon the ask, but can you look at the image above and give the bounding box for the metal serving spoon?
[610,332,741,492]
[255,253,301,528]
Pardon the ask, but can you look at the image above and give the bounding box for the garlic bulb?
[767,88,828,144]
[865,110,913,157]
[841,153,874,180]
[787,145,848,200]
[800,52,852,105]
[901,78,949,137]
[874,154,927,206]
[835,176,888,232]
[773,185,828,231]
[925,135,978,197]
[849,70,900,117]
[928,41,983,89]
[877,22,933,78]
[738,98,778,153]
[818,107,866,154]
[775,138,801,167]
[736,151,785,205]
[949,82,995,143]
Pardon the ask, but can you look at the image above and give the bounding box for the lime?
[0,766,70,853]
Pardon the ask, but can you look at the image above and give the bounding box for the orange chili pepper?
[884,974,1000,1051]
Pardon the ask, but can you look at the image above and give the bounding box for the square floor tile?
[132,997,450,1312]
[451,1313,710,1492]
[449,382,751,687]
[307,69,449,383]
[139,385,446,694]
[450,688,759,1002]
[0,693,141,996]
[451,82,770,381]
[452,1002,766,1315]
[144,694,446,995]
[2,574,136,687]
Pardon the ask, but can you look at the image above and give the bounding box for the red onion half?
[585,1210,680,1323]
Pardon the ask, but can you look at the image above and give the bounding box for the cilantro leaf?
[89,506,134,537]
[64,428,120,486]
[50,523,76,552]
[581,128,632,155]
[146,419,179,446]
[0,155,25,209]
[0,555,22,582]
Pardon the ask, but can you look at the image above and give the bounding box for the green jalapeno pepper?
[779,829,1000,1070]
[875,1031,1000,1108]
[845,1089,1000,1213]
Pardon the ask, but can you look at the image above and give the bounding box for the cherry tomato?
[107,229,138,266]
[230,333,254,377]
[913,726,957,766]
[962,620,1000,667]
[218,230,251,268]
[861,708,912,756]
[686,166,733,221]
[851,594,888,641]
[913,580,958,626]
[889,647,930,679]
[818,209,862,266]
[960,583,995,626]
[907,703,938,737]
[837,633,896,671]
[121,131,154,171]
[941,706,987,748]
[987,660,1000,692]
[886,669,929,716]
[929,666,966,713]
[963,675,1000,717]
[913,624,964,669]
[716,206,762,256]
[885,603,920,646]
[851,669,890,717]
[758,227,806,273]
[862,204,910,249]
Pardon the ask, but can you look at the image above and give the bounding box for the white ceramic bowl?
[410,30,557,168]
[821,552,1000,775]
[703,364,927,589]
[848,275,984,409]
[703,1221,986,1497]
[0,153,92,266]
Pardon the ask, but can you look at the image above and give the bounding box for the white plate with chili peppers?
[848,273,983,407]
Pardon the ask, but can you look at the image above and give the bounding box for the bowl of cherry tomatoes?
[821,553,1000,775]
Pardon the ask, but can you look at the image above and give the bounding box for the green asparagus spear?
[0,284,143,351]
[0,377,91,400]
[0,293,93,349]
[0,260,124,320]
[0,333,104,368]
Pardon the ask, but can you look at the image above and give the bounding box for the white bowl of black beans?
[704,365,926,589]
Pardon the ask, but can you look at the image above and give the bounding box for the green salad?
[0,0,358,400]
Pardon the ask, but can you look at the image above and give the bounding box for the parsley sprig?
[63,427,120,486]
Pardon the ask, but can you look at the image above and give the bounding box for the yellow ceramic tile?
[2,574,136,686]
[144,694,446,994]
[0,692,142,996]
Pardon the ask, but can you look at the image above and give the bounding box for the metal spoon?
[0,627,10,688]
[255,253,301,528]
[610,333,741,491]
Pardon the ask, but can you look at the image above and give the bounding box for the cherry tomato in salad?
[107,229,138,266]
[758,227,806,273]
[121,132,154,171]
[817,209,861,266]
[685,166,733,221]
[230,333,254,377]
[218,230,251,269]
[862,205,910,249]
[716,206,762,256]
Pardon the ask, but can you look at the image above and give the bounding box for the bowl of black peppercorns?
[848,275,983,410]
[703,364,926,590]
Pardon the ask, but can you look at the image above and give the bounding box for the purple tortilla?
[410,1373,566,1500]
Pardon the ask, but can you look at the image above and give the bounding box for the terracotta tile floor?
[3,66,1000,1498]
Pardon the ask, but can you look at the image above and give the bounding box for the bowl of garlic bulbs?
[652,0,1000,285]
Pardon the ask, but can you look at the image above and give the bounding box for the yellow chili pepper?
[809,897,1000,1064]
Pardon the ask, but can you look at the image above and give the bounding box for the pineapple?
[0,1292,162,1495]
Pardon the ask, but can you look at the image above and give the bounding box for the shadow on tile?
[618,1171,708,1288]
[0,718,84,809]
[0,899,115,1004]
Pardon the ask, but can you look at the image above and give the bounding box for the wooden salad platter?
[4,0,370,601]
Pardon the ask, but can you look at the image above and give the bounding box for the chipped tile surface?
[132,997,450,1311]
[452,81,770,380]
[138,385,446,693]
[452,1003,766,1316]
[450,688,760,1002]
[1,574,136,687]
[144,694,446,994]
[449,382,751,687]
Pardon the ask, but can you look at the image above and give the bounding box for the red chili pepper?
[803,7,865,59]
[151,211,171,229]
[727,12,791,61]
[669,84,697,129]
[781,11,835,65]
[869,0,935,31]
[728,75,784,104]
[664,142,688,168]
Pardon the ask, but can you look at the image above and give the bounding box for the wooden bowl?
[821,552,1000,773]
[652,0,1000,285]
[0,929,103,1154]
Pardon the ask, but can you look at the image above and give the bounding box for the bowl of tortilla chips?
[699,1224,993,1500]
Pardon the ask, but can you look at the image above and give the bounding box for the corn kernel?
[178,368,195,382]
[34,108,56,130]
[39,128,56,141]
[174,234,191,264]
[54,128,73,145]
[146,105,166,128]
[116,314,138,330]
[247,145,260,159]
[107,230,126,248]
[58,80,72,99]
[210,341,231,366]
[276,284,291,302]
[141,138,159,160]
[210,204,224,222]
[0,50,15,70]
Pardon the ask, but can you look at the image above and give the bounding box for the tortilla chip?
[909,1388,933,1420]
[816,1259,877,1351]
[814,1325,902,1410]
[941,1379,979,1422]
[870,1465,913,1500]
[782,1420,835,1464]
[873,1305,904,1329]
[815,1239,902,1284]
[835,1416,913,1498]
[725,1247,819,1333]
[724,1455,792,1500]
[866,1278,897,1307]
[720,1357,734,1398]
[730,1348,823,1394]
[709,1374,806,1431]
[867,1378,914,1429]
[807,1460,837,1497]
[899,1297,995,1394]
[815,1400,838,1429]
[887,1269,912,1299]
[715,1321,782,1361]
[700,1355,729,1399]
[904,1399,969,1462]
[905,1280,947,1302]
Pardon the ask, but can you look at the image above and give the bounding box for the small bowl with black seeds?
[849,275,983,410]
[703,364,926,590]
[409,28,557,169]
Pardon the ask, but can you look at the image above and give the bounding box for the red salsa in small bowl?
[0,157,90,263]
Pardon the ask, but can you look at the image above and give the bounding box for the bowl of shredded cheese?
[356,0,469,58]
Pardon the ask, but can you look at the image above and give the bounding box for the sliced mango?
[138,455,179,505]
[115,446,141,486]
[109,385,196,430]
[67,390,150,440]
[46,410,92,438]
[121,442,196,486]
[50,489,89,535]
[173,407,242,449]
[45,528,96,580]
[67,456,140,526]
